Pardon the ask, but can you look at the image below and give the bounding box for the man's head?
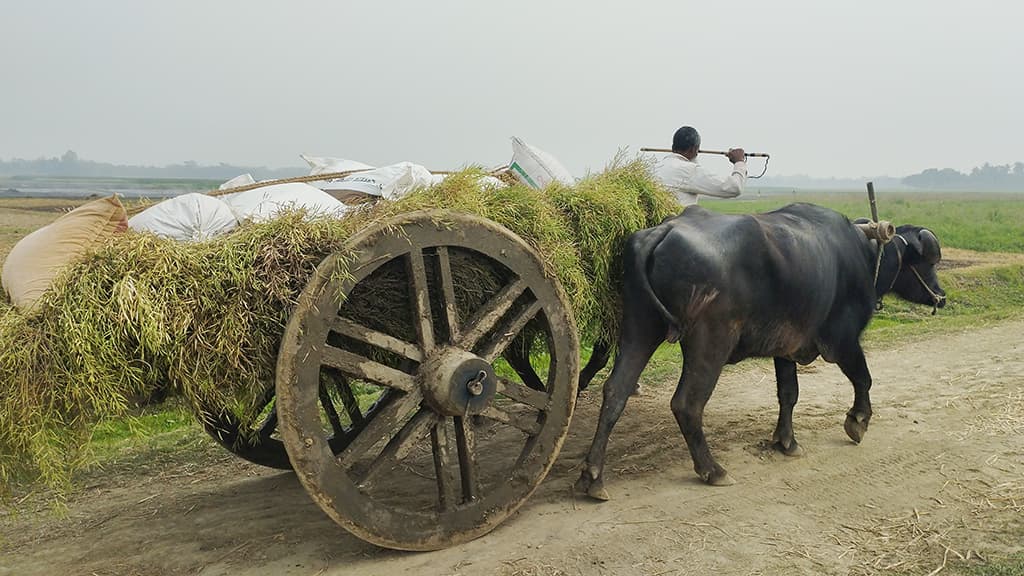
[672,126,701,159]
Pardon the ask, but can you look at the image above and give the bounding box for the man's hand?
[727,148,746,163]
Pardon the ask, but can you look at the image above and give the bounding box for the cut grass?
[0,160,678,500]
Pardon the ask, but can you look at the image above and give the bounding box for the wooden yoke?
[855,220,896,243]
[857,182,895,244]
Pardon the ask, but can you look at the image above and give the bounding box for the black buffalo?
[575,202,946,500]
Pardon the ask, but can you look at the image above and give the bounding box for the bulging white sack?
[128,193,238,242]
[314,161,434,201]
[509,137,575,189]
[219,182,348,222]
[301,154,375,176]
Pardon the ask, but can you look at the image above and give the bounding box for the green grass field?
[705,190,1024,252]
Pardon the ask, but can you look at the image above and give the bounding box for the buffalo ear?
[919,229,942,265]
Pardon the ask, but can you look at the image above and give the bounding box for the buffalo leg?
[772,358,804,456]
[503,343,546,392]
[577,339,611,393]
[671,324,736,486]
[576,333,661,501]
[836,343,873,443]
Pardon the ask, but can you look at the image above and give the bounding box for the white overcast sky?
[2,1,1021,178]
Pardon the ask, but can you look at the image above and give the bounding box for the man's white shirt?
[653,153,746,206]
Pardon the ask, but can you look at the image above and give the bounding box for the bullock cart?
[199,208,582,551]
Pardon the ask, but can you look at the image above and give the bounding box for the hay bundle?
[0,158,678,498]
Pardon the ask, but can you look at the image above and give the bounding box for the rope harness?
[748,155,770,179]
[910,261,947,315]
[873,234,946,314]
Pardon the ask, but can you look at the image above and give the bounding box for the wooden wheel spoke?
[478,405,543,436]
[431,418,461,511]
[407,248,435,354]
[436,247,460,343]
[331,373,365,427]
[454,416,479,503]
[318,383,347,438]
[496,377,550,410]
[457,279,527,351]
[358,408,438,486]
[331,317,423,362]
[479,301,543,362]
[336,390,423,467]
[321,345,416,392]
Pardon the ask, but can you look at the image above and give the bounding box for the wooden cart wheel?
[199,386,292,470]
[276,210,580,551]
[198,378,395,470]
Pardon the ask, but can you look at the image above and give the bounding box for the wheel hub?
[419,347,497,416]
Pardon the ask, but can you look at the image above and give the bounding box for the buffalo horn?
[919,229,942,264]
[855,220,896,244]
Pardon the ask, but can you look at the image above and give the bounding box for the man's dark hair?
[672,126,700,152]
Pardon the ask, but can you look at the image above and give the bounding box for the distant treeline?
[902,163,1024,190]
[747,164,1024,191]
[0,150,304,181]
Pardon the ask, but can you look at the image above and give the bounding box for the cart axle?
[420,347,498,416]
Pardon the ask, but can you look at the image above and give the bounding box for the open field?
[706,190,1024,252]
[1,190,1023,575]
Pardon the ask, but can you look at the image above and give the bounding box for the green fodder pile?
[0,159,678,498]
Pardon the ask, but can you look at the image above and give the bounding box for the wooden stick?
[640,147,770,158]
[867,181,879,222]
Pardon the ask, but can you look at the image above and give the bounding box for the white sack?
[128,193,238,242]
[219,183,348,222]
[219,173,256,190]
[509,137,574,189]
[428,172,508,190]
[301,154,375,176]
[316,161,434,201]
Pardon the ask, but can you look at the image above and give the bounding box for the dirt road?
[2,318,1022,576]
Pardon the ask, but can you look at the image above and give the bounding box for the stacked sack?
[3,137,576,313]
[2,196,129,313]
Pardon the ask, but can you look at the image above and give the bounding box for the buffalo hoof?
[574,470,610,501]
[773,439,805,457]
[699,468,735,486]
[844,412,870,444]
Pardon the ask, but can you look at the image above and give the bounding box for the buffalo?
[575,202,945,500]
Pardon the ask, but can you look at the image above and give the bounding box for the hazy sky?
[3,1,1021,178]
